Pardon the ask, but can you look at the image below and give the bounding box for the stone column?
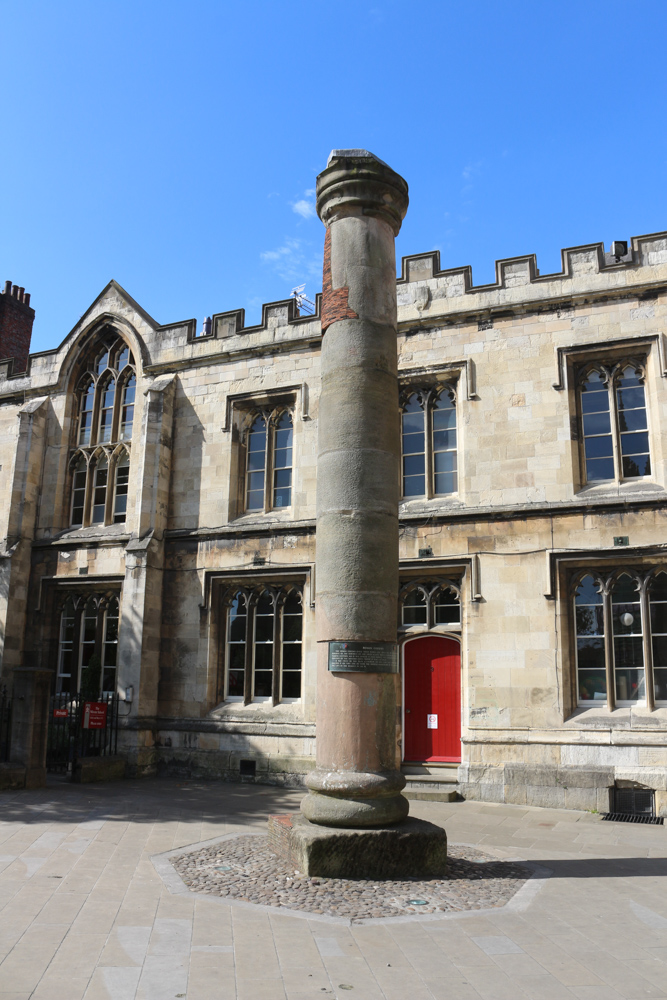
[302,150,409,828]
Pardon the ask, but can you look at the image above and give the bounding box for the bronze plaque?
[328,641,398,673]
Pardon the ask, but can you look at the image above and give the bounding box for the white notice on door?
[427,714,438,729]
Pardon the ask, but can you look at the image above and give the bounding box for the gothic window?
[400,387,457,499]
[69,333,136,527]
[55,593,121,696]
[579,362,651,484]
[243,408,293,513]
[573,570,667,709]
[223,585,303,703]
[399,580,461,630]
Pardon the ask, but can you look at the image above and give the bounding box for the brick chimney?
[0,280,34,373]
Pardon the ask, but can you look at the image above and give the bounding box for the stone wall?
[0,233,665,808]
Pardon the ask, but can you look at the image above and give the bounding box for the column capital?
[316,149,409,236]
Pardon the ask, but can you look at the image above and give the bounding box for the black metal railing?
[0,685,11,763]
[47,692,119,774]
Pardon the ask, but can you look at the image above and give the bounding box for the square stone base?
[268,813,447,879]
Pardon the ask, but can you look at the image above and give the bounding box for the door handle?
[405,708,411,713]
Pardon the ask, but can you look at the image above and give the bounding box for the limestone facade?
[1,230,667,813]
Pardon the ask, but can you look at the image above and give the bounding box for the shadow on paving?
[0,774,304,825]
[533,857,667,878]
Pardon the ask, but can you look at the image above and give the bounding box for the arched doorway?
[403,634,461,762]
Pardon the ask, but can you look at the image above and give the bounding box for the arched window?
[399,580,461,631]
[254,592,275,699]
[69,333,136,528]
[55,592,122,696]
[401,395,425,497]
[56,597,76,694]
[97,377,116,443]
[432,390,457,496]
[227,592,247,698]
[611,575,644,703]
[579,362,651,483]
[574,575,606,703]
[71,455,87,526]
[246,415,267,510]
[78,380,95,446]
[281,590,302,699]
[650,574,667,704]
[273,411,293,508]
[401,386,458,499]
[402,589,427,626]
[91,455,108,524]
[120,375,135,441]
[113,452,130,523]
[224,585,303,704]
[102,596,119,693]
[241,407,295,515]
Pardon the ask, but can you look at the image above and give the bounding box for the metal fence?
[47,692,119,774]
[0,685,11,763]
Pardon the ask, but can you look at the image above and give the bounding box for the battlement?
[396,231,667,321]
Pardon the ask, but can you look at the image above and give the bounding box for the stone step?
[402,768,461,802]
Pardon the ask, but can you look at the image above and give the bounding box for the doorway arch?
[402,633,461,762]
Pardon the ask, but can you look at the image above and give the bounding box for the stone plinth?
[268,813,447,879]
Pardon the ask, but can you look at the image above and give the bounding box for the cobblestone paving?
[172,834,532,920]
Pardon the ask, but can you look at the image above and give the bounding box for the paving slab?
[0,776,665,999]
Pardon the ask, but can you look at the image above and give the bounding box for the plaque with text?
[328,641,398,674]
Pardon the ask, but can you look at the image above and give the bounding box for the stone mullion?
[244,600,255,705]
[640,579,655,711]
[602,585,616,711]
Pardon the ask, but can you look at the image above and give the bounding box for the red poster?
[82,701,108,730]
[53,707,68,718]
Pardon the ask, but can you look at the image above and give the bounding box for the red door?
[403,636,461,762]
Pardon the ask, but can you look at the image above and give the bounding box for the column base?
[302,768,409,827]
[268,813,447,879]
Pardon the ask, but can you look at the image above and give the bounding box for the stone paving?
[0,776,666,999]
[169,834,532,919]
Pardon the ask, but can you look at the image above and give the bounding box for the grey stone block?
[72,755,127,784]
[269,813,447,879]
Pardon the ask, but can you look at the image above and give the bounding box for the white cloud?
[292,199,315,219]
[291,188,317,219]
[260,237,322,285]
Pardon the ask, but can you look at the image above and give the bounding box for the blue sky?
[2,0,667,353]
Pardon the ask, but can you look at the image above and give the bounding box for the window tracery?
[578,360,651,484]
[69,334,136,527]
[399,579,461,630]
[222,584,303,703]
[55,592,120,696]
[400,385,457,499]
[242,408,293,513]
[573,568,667,709]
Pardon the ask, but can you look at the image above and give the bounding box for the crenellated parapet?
[396,231,667,324]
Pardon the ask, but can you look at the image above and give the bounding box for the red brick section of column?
[301,150,409,828]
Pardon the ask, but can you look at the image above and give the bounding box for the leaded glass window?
[400,386,458,499]
[574,569,667,709]
[70,333,135,527]
[399,580,461,631]
[243,408,295,514]
[580,362,651,484]
[224,585,303,704]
